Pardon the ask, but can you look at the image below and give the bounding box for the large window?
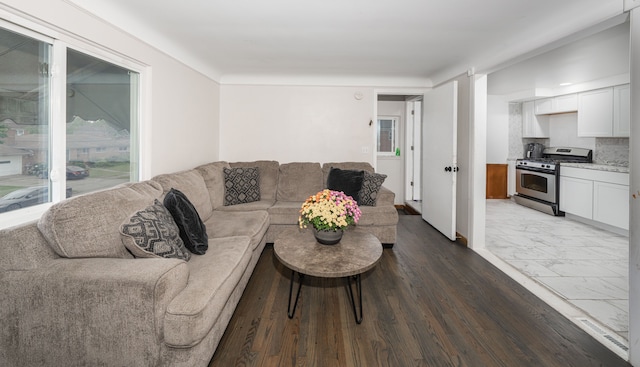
[66,49,139,195]
[0,27,51,213]
[0,22,141,223]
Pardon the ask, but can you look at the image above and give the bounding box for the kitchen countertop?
[560,162,629,173]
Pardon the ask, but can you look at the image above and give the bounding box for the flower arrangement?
[299,189,362,231]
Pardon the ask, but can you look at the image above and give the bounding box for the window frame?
[0,14,149,229]
[376,115,401,156]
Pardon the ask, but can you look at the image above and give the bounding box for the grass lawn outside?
[0,186,23,198]
[88,163,130,179]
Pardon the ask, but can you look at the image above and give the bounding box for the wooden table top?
[273,228,383,278]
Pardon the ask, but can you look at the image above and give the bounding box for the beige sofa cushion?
[38,181,163,259]
[277,162,323,202]
[357,205,399,226]
[164,236,252,347]
[204,210,269,250]
[0,222,57,271]
[196,161,230,210]
[152,169,213,221]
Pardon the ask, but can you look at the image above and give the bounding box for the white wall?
[220,85,375,164]
[377,100,405,205]
[455,74,471,241]
[547,112,596,150]
[1,0,221,177]
[486,95,509,163]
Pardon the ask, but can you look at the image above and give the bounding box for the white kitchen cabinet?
[577,88,614,137]
[560,176,593,219]
[522,101,549,138]
[593,181,629,230]
[613,84,630,137]
[535,94,577,115]
[534,98,553,115]
[560,166,629,230]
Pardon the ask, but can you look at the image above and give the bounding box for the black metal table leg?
[346,274,363,324]
[287,270,304,319]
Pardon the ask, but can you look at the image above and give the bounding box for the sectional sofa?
[0,160,398,367]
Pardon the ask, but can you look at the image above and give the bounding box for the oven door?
[516,168,556,203]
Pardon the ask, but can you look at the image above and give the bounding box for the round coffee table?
[274,227,383,324]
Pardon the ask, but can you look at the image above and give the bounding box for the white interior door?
[422,81,458,240]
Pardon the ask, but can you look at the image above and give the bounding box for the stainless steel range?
[514,147,592,216]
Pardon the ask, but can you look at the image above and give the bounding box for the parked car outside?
[0,186,73,213]
[34,165,89,180]
[66,166,89,180]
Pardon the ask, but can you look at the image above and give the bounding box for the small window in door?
[377,116,400,155]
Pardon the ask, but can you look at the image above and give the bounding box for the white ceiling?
[68,0,624,86]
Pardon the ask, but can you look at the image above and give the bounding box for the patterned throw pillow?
[120,199,191,260]
[358,171,387,206]
[223,167,260,205]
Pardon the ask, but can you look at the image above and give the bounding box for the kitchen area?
[485,15,631,353]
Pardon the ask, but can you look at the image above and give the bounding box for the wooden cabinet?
[577,85,629,137]
[522,101,549,138]
[560,166,629,230]
[486,164,508,199]
[535,94,577,115]
[613,84,630,137]
[577,88,613,137]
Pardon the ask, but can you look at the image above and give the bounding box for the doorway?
[375,93,423,212]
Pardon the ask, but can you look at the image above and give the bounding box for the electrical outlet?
[361,146,369,154]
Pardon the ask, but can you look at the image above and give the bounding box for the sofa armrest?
[375,186,395,206]
[0,257,189,366]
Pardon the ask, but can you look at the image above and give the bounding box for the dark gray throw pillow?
[120,199,191,261]
[358,171,387,206]
[224,167,260,205]
[163,188,208,255]
[326,167,364,202]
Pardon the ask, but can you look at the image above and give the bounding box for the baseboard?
[397,204,420,215]
[456,232,468,247]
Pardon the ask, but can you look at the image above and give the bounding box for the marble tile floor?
[485,199,629,341]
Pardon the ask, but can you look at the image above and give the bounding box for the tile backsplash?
[508,102,629,166]
[594,138,629,166]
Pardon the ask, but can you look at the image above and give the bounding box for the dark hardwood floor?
[209,214,630,367]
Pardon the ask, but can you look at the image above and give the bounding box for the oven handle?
[515,166,555,174]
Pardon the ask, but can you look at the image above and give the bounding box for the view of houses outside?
[0,27,137,213]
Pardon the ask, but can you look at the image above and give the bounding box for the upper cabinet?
[522,101,549,138]
[577,88,613,137]
[577,84,629,137]
[613,84,630,137]
[534,94,577,115]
